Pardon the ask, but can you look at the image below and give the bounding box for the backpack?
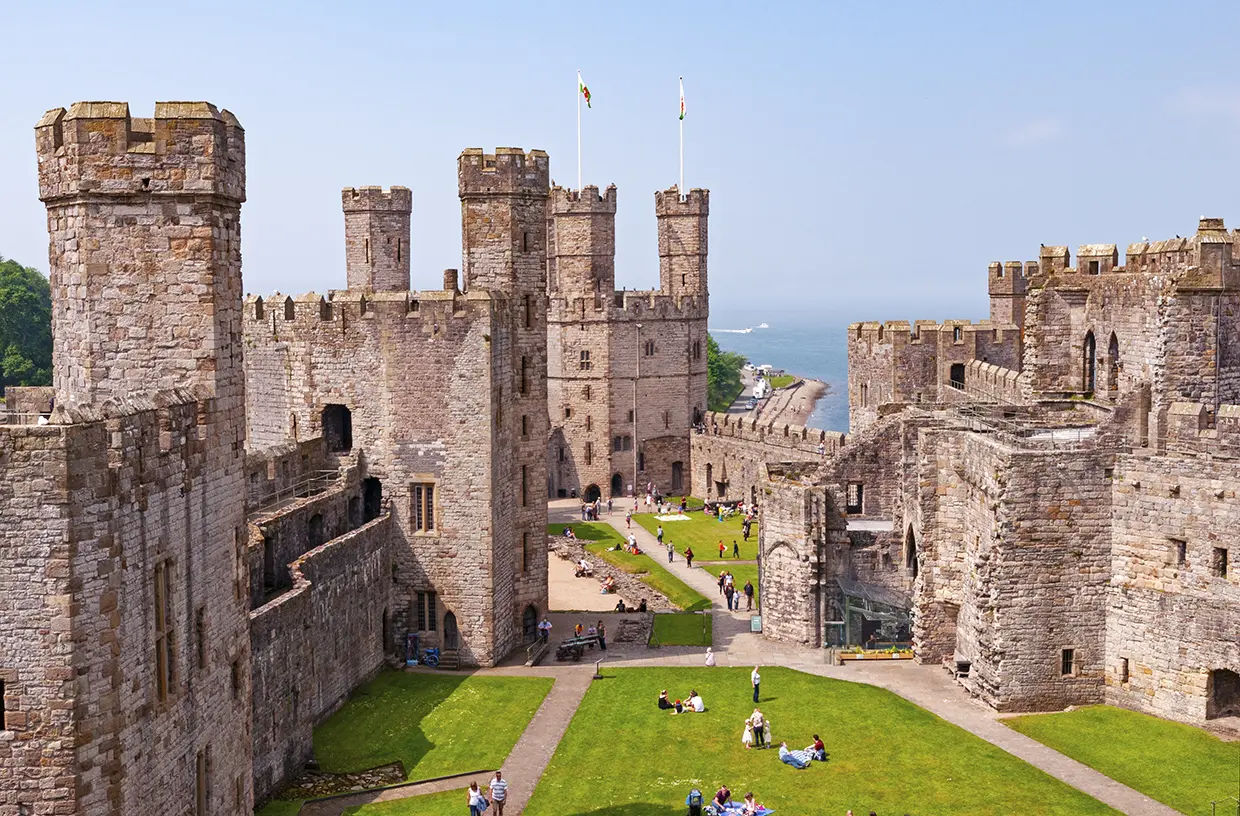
[688,790,703,806]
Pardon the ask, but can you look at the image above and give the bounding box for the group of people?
[777,736,827,769]
[570,621,607,650]
[715,571,754,612]
[657,688,706,714]
[466,771,509,815]
[613,597,647,613]
[686,786,766,816]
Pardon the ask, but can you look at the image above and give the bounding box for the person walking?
[488,771,508,816]
[597,620,607,651]
[467,781,486,816]
[744,580,754,611]
[724,583,735,611]
[732,540,740,558]
[537,616,552,643]
[625,510,632,529]
[751,666,761,703]
[607,497,613,514]
[657,524,664,545]
[667,541,674,563]
[717,572,726,596]
[684,547,694,568]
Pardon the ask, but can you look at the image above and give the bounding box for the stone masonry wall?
[691,411,844,503]
[250,510,392,804]
[1107,441,1240,723]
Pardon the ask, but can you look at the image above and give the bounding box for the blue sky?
[3,1,1240,323]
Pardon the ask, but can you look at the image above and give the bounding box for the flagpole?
[679,77,685,198]
[577,70,582,191]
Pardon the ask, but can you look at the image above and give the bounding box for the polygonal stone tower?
[656,186,709,298]
[458,147,550,641]
[342,185,412,291]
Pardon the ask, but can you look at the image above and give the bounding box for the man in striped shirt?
[488,771,509,814]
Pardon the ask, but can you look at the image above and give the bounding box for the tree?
[707,334,747,413]
[0,255,52,389]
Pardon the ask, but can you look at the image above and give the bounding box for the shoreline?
[757,375,828,427]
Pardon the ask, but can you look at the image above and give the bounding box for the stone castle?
[0,99,711,815]
[695,216,1240,726]
[546,184,709,502]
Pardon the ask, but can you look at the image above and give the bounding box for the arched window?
[905,527,919,579]
[1083,331,1097,393]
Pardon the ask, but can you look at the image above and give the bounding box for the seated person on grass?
[685,787,704,816]
[658,690,674,710]
[807,734,826,761]
[713,786,732,808]
[683,690,705,712]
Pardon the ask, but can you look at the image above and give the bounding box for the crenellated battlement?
[246,286,500,333]
[702,410,846,456]
[988,260,1033,296]
[36,101,245,203]
[1032,218,1239,286]
[458,147,550,197]
[546,290,708,323]
[549,183,617,213]
[654,185,709,215]
[849,319,1020,345]
[341,186,411,212]
[1162,401,1240,457]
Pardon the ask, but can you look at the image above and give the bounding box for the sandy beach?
[758,377,829,427]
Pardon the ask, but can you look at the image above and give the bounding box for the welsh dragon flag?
[579,72,591,108]
[679,77,685,120]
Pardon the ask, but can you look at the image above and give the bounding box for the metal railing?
[248,469,340,518]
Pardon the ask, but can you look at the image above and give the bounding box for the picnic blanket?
[708,803,774,816]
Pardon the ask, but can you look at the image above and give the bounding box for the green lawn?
[702,564,759,605]
[635,511,757,561]
[651,613,712,647]
[343,786,472,815]
[551,523,712,612]
[524,667,1118,816]
[256,800,303,816]
[313,672,552,781]
[1005,704,1240,815]
[768,374,795,388]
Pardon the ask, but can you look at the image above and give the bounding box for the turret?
[342,186,411,291]
[655,186,709,298]
[35,101,246,409]
[458,148,550,295]
[988,260,1028,329]
[548,184,617,302]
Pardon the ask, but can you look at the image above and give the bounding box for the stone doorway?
[1207,669,1240,719]
[363,477,382,522]
[583,484,601,503]
[610,473,623,497]
[522,605,538,644]
[442,611,460,650]
[322,404,353,452]
[949,363,965,390]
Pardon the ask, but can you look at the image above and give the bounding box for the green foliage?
[312,671,552,781]
[256,800,304,816]
[707,334,746,413]
[524,668,1118,816]
[1005,704,1240,815]
[651,613,712,646]
[0,256,52,389]
[767,374,795,388]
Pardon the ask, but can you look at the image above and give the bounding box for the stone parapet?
[458,147,550,197]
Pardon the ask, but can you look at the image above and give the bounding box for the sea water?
[710,314,851,432]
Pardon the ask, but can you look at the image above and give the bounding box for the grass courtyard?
[651,612,712,647]
[313,672,552,780]
[635,510,758,561]
[1005,705,1240,815]
[523,667,1118,816]
[702,563,759,605]
[550,522,712,612]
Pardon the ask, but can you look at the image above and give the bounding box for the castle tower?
[26,101,253,814]
[656,186,709,298]
[458,147,550,651]
[548,184,617,301]
[36,101,246,410]
[342,186,412,291]
[988,260,1027,330]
